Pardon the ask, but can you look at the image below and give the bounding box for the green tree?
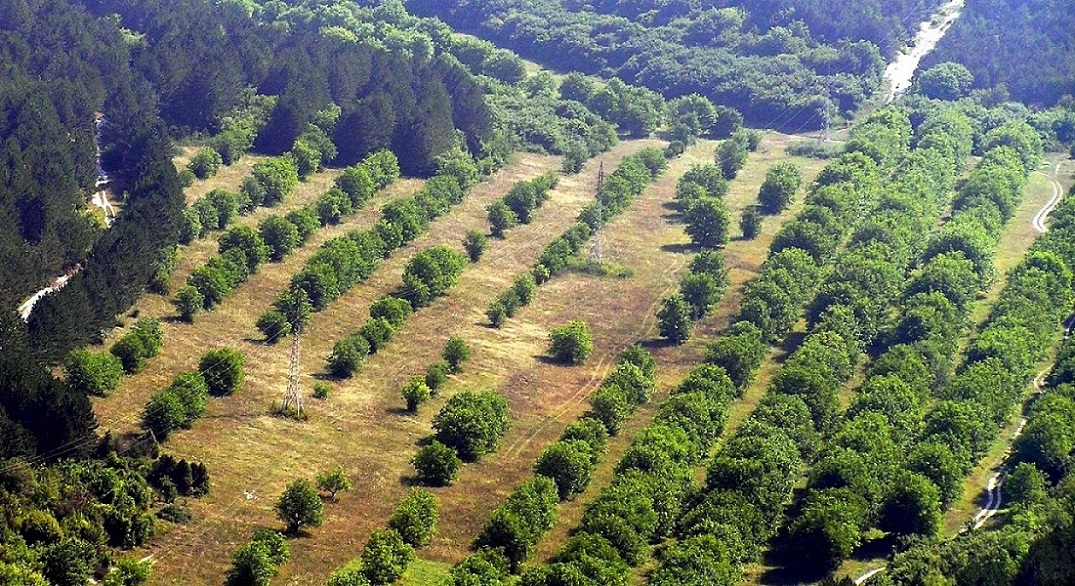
[198,347,245,396]
[487,201,519,238]
[548,321,594,365]
[275,479,324,535]
[917,62,974,100]
[787,488,867,573]
[64,349,124,397]
[758,162,803,214]
[259,216,301,261]
[879,472,942,537]
[328,335,370,378]
[716,137,749,179]
[463,230,487,262]
[443,337,471,373]
[740,206,763,239]
[388,489,440,547]
[219,225,269,272]
[535,440,594,500]
[680,272,724,320]
[187,148,223,180]
[360,529,413,585]
[369,296,413,329]
[432,390,511,461]
[316,465,353,500]
[173,285,205,323]
[657,294,693,344]
[685,197,730,248]
[412,440,462,486]
[402,376,432,412]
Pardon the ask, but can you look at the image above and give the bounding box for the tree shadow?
[532,354,562,366]
[660,242,696,254]
[386,406,415,417]
[640,337,675,349]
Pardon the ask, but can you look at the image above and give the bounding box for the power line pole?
[589,161,606,263]
[282,326,304,418]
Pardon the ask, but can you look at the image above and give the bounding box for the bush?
[433,390,511,461]
[425,361,451,392]
[110,320,162,374]
[388,489,440,547]
[219,225,269,273]
[443,337,471,373]
[173,286,205,323]
[360,317,396,354]
[64,349,124,397]
[256,310,292,342]
[369,296,412,329]
[512,274,537,305]
[463,230,487,262]
[275,479,323,535]
[657,295,692,344]
[758,162,803,214]
[187,148,223,180]
[198,347,245,396]
[684,197,730,248]
[361,529,413,585]
[328,335,370,379]
[487,303,508,328]
[402,376,432,412]
[413,441,462,486]
[316,465,353,499]
[401,246,469,307]
[313,382,331,400]
[142,391,186,441]
[741,205,763,239]
[548,321,594,365]
[259,216,301,261]
[535,440,595,500]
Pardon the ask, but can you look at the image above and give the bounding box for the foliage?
[657,295,693,344]
[432,390,511,461]
[548,321,595,365]
[198,347,245,396]
[412,441,463,486]
[443,338,472,373]
[275,479,324,535]
[361,529,413,585]
[63,349,124,397]
[402,376,432,412]
[388,489,440,547]
[316,466,354,499]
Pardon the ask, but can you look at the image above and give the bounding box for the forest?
[0,0,1074,584]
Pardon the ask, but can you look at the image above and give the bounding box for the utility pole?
[282,326,304,418]
[589,162,606,263]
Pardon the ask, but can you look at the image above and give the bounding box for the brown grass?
[173,145,271,206]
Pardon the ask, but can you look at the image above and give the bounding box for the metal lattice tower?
[590,162,606,262]
[282,326,304,417]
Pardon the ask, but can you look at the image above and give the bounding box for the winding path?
[882,0,966,103]
[1032,161,1064,233]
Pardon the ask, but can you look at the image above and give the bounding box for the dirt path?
[882,0,966,103]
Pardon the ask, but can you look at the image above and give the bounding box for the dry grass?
[173,145,271,206]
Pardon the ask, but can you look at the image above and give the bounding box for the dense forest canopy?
[924,0,1075,108]
[406,0,946,128]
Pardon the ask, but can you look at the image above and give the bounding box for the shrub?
[173,285,205,323]
[488,201,519,237]
[256,310,292,342]
[463,230,487,262]
[512,274,537,305]
[413,441,462,486]
[684,196,730,248]
[360,317,396,354]
[741,205,763,239]
[327,335,370,379]
[313,382,331,400]
[535,440,595,500]
[369,296,412,329]
[316,466,353,500]
[259,216,301,261]
[433,391,511,461]
[548,321,594,365]
[402,376,432,412]
[275,479,323,535]
[110,335,147,374]
[187,148,223,180]
[198,347,245,396]
[360,529,413,585]
[63,349,124,397]
[758,162,803,214]
[219,225,269,272]
[487,303,508,328]
[388,489,440,547]
[443,337,471,373]
[142,391,186,441]
[657,295,693,344]
[425,361,451,392]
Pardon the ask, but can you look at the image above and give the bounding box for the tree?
[173,286,205,323]
[102,558,151,586]
[716,137,748,179]
[916,62,974,100]
[680,273,723,320]
[316,466,353,500]
[388,489,440,547]
[487,200,518,237]
[361,529,413,585]
[535,440,594,500]
[740,206,762,239]
[369,296,413,329]
[758,162,803,214]
[413,440,462,486]
[63,349,124,397]
[256,310,291,343]
[685,197,730,248]
[463,230,487,262]
[259,216,301,261]
[328,335,370,378]
[787,488,867,573]
[187,148,223,180]
[275,479,324,535]
[219,225,269,273]
[443,337,471,373]
[402,376,432,412]
[548,321,594,365]
[879,472,942,537]
[657,295,693,344]
[198,347,245,396]
[432,390,511,461]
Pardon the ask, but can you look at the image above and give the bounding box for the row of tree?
[487,173,559,237]
[257,153,478,343]
[878,191,1075,585]
[486,148,669,328]
[141,347,245,442]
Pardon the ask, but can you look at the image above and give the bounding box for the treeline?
[878,186,1075,586]
[487,148,669,327]
[923,0,1075,108]
[408,0,903,127]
